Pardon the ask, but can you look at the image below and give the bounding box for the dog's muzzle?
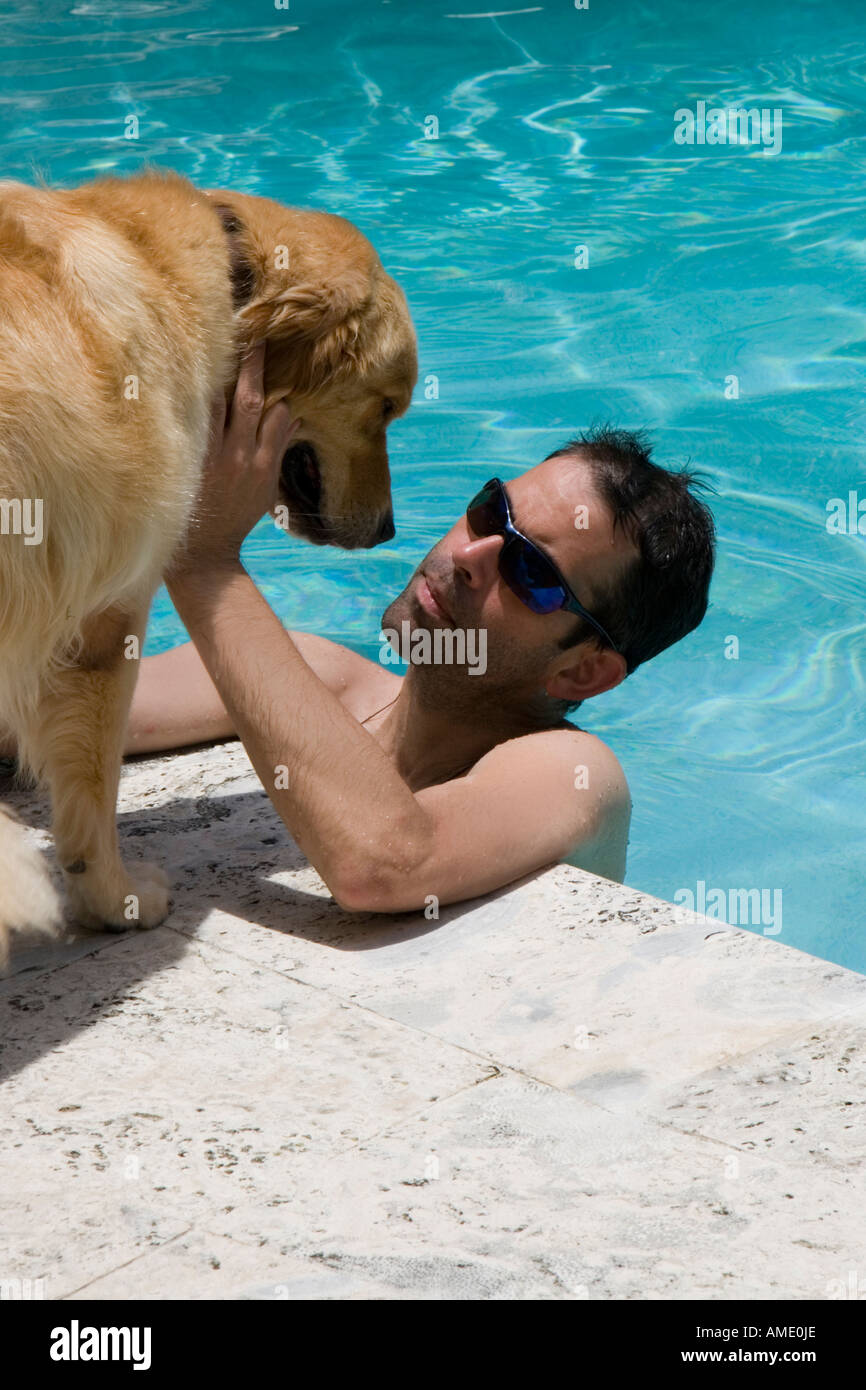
[280,441,328,541]
[279,440,394,548]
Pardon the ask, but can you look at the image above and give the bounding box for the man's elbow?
[329,875,400,915]
[325,826,438,914]
[327,859,425,915]
[325,870,376,914]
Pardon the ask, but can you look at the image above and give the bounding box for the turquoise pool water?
[1,0,863,968]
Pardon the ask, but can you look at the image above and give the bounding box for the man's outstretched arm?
[167,561,437,910]
[125,629,359,755]
[163,345,437,911]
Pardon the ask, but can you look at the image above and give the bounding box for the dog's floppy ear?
[238,267,373,397]
[207,191,377,395]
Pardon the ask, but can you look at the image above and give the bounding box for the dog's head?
[206,190,417,549]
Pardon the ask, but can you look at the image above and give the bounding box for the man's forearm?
[166,563,431,907]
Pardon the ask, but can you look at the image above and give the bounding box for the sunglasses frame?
[466,477,621,653]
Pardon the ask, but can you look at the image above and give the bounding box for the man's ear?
[546,647,628,704]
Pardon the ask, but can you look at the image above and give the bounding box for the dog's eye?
[382,397,396,421]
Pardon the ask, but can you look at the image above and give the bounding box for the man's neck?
[368,668,564,791]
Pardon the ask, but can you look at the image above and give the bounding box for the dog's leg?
[26,604,169,932]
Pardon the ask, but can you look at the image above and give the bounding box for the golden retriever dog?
[0,166,417,966]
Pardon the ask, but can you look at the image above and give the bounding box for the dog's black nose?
[374,510,395,545]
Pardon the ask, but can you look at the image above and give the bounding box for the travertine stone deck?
[1,740,863,1301]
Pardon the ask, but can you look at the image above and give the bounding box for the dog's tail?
[0,804,61,971]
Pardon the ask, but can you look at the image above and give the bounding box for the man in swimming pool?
[123,346,715,912]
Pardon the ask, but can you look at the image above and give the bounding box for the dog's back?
[0,172,234,718]
[0,170,236,961]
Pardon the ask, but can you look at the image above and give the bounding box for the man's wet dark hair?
[545,425,716,705]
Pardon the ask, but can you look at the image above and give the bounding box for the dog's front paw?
[122,862,170,930]
[66,861,170,933]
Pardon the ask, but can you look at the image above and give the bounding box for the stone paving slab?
[1,739,865,1300]
[654,1023,866,1174]
[160,864,866,1124]
[66,1231,409,1302]
[1,929,492,1298]
[46,1072,864,1302]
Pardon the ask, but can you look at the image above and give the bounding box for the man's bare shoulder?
[474,721,627,784]
[469,722,631,882]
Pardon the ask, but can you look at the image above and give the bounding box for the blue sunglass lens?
[501,539,565,614]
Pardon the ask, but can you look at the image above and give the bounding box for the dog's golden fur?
[0,167,417,966]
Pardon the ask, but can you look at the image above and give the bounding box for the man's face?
[382,454,635,719]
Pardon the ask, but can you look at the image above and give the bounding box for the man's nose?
[454,528,503,578]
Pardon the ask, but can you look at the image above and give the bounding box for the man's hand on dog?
[168,343,299,578]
